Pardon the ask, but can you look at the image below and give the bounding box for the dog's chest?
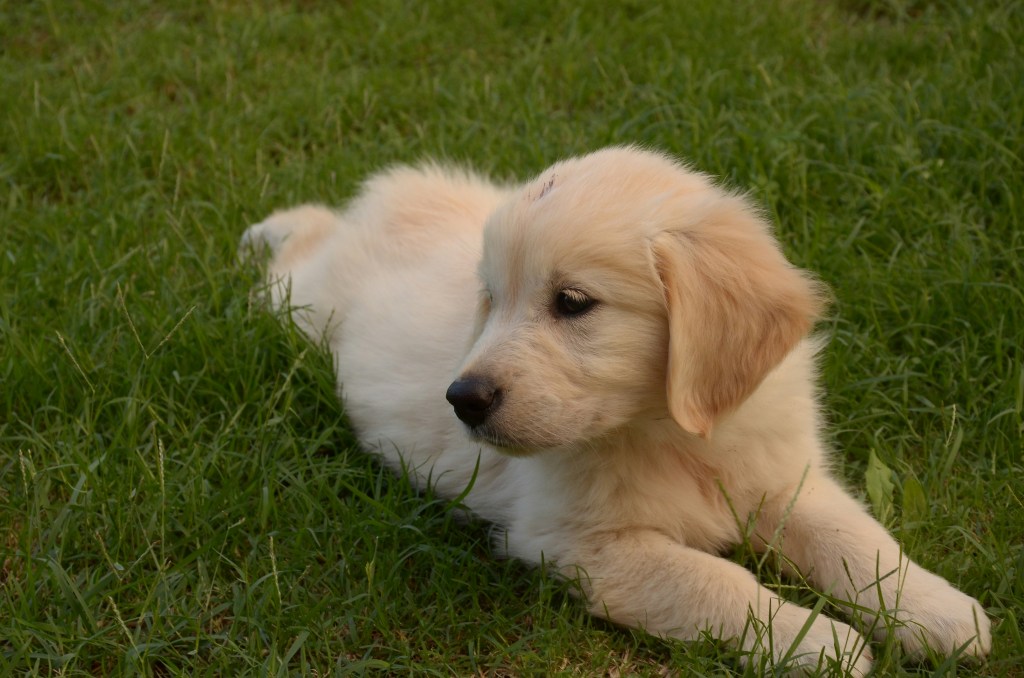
[507,449,752,560]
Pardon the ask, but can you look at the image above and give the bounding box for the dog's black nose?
[446,376,500,427]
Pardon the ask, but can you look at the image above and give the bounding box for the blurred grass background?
[1,0,1021,674]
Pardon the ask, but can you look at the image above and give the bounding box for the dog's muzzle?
[446,375,501,427]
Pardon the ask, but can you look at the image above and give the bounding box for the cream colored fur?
[242,147,991,675]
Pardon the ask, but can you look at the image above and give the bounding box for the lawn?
[1,0,1022,675]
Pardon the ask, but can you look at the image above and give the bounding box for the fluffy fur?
[242,147,991,674]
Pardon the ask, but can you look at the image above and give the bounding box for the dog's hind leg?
[241,204,358,341]
[240,204,340,277]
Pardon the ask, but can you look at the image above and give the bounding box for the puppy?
[242,147,991,674]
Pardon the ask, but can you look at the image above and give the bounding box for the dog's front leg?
[765,474,992,659]
[568,530,872,675]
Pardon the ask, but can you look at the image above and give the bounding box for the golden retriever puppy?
[242,147,991,674]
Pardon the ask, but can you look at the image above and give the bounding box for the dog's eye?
[555,289,595,317]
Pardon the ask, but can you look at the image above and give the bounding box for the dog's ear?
[651,197,825,438]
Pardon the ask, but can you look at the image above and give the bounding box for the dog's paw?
[239,214,297,261]
[239,205,337,262]
[750,603,873,677]
[787,616,872,677]
[239,221,276,261]
[891,578,992,660]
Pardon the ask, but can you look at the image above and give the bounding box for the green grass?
[2,0,1021,674]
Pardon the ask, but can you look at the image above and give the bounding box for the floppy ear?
[651,197,825,438]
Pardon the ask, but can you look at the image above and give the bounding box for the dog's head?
[446,146,825,453]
